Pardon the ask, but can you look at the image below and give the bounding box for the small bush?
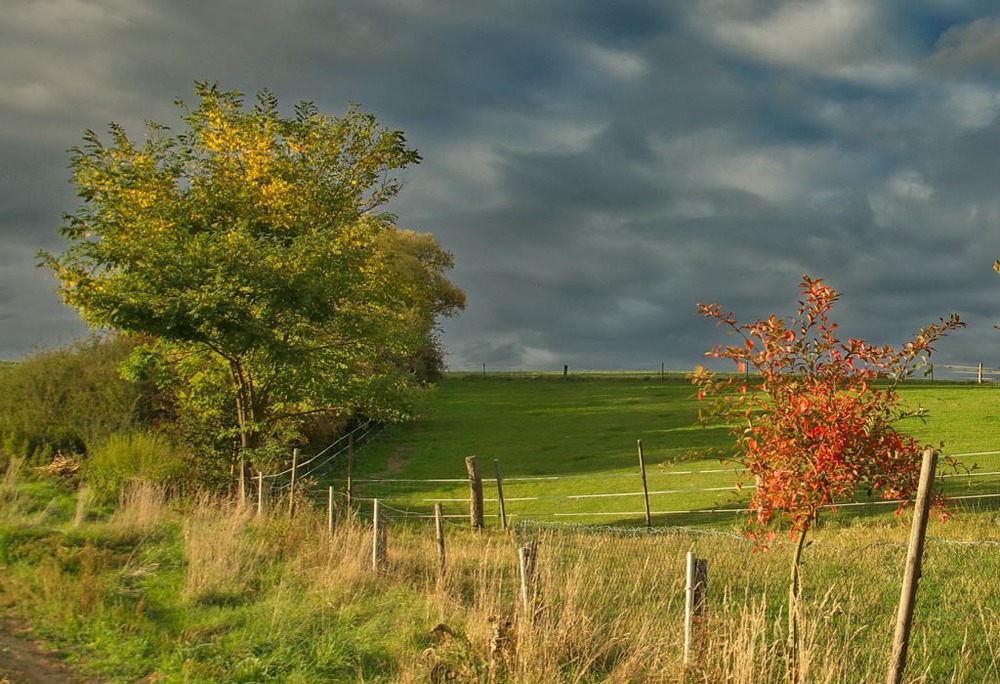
[85,432,187,505]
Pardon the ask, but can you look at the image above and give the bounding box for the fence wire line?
[285,420,378,478]
[294,421,390,483]
[342,478,1000,515]
[254,427,1000,527]
[346,450,1000,487]
[341,488,1000,527]
[351,468,743,485]
[254,408,1000,488]
[410,485,741,505]
[266,420,388,489]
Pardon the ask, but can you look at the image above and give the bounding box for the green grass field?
[334,374,1000,528]
[1,373,998,682]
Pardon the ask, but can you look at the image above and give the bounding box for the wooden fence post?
[637,439,651,528]
[518,541,539,619]
[886,449,937,684]
[288,448,299,518]
[372,499,387,573]
[327,485,336,536]
[684,551,708,667]
[466,456,484,530]
[346,435,354,509]
[494,459,508,530]
[435,503,446,577]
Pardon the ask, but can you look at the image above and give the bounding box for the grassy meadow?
[344,373,1000,528]
[0,373,998,682]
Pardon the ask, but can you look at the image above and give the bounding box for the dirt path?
[0,619,101,684]
[385,445,411,474]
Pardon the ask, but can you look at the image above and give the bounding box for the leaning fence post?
[886,449,937,684]
[637,439,651,528]
[684,551,708,667]
[372,499,387,573]
[466,456,485,530]
[518,541,539,619]
[435,503,446,577]
[494,459,508,530]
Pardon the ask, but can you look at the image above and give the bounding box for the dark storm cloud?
[5,0,1000,374]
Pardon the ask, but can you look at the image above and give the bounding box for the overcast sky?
[6,1,1000,375]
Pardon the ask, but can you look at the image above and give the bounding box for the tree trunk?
[788,525,809,684]
[229,357,262,497]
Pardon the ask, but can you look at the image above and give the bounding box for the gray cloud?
[930,17,1000,74]
[3,1,1000,377]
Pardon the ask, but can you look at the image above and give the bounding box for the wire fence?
[498,520,1000,681]
[327,451,1000,530]
[287,499,999,681]
[245,414,1000,534]
[263,419,390,495]
[240,428,1000,681]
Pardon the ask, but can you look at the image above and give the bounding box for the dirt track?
[0,619,100,684]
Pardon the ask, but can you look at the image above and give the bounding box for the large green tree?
[42,83,464,466]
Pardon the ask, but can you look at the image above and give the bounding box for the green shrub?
[0,335,158,464]
[85,432,187,505]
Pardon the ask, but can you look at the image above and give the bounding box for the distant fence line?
[937,363,1000,382]
[453,364,692,380]
[450,363,1000,382]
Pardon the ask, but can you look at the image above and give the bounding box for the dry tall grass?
[386,517,996,683]
[0,456,23,510]
[182,496,270,604]
[73,483,90,528]
[95,491,997,683]
[109,479,168,537]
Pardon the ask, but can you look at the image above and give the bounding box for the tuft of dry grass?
[108,479,167,538]
[0,456,23,510]
[28,542,112,626]
[73,483,90,528]
[182,496,270,604]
